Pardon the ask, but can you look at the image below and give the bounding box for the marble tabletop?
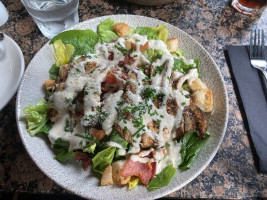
[0,0,267,199]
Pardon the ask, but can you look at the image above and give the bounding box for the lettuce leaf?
[53,138,74,162]
[172,58,199,74]
[147,164,177,191]
[92,146,116,174]
[142,49,166,63]
[135,25,168,42]
[23,99,49,136]
[97,18,119,43]
[109,130,128,148]
[179,131,210,170]
[49,64,60,80]
[50,29,100,56]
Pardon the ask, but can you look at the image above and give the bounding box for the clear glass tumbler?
[232,0,267,16]
[21,0,79,39]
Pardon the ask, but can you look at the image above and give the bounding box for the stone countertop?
[0,0,267,198]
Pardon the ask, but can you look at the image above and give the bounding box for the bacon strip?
[120,159,156,186]
[74,151,92,171]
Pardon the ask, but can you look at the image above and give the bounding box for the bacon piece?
[118,55,134,66]
[108,51,114,61]
[120,159,156,186]
[74,151,92,171]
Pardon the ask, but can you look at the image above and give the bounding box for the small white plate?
[0,34,25,110]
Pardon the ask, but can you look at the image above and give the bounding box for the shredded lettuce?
[92,146,116,174]
[97,18,119,43]
[50,29,100,57]
[179,131,210,170]
[147,164,177,191]
[23,99,49,136]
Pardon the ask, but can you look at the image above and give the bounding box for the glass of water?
[21,0,79,39]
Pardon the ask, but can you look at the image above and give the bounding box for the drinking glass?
[232,0,267,16]
[20,0,79,39]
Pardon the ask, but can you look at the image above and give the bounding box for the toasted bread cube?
[125,40,132,50]
[44,80,55,90]
[188,78,208,92]
[166,38,179,52]
[91,128,105,140]
[101,165,113,186]
[112,160,131,185]
[130,41,149,52]
[192,89,213,112]
[113,23,130,38]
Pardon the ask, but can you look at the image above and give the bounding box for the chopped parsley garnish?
[133,125,145,137]
[154,65,164,76]
[66,98,73,106]
[181,102,186,106]
[142,88,156,100]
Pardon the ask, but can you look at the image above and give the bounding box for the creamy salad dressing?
[48,33,198,174]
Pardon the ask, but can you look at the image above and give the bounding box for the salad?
[23,18,213,191]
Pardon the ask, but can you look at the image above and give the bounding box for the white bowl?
[16,15,228,200]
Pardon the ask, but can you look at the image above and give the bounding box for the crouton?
[130,41,149,52]
[112,160,131,185]
[101,165,113,186]
[188,78,207,92]
[192,89,213,112]
[91,128,106,140]
[141,134,154,149]
[166,38,179,52]
[113,23,130,37]
[44,80,55,90]
[84,61,97,74]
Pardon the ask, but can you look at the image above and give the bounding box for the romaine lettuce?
[53,138,74,162]
[142,49,166,63]
[135,25,168,42]
[179,131,210,170]
[50,29,100,56]
[23,99,49,136]
[172,58,199,74]
[97,18,119,43]
[92,146,116,174]
[147,164,177,191]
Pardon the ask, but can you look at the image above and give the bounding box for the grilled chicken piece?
[56,64,72,84]
[190,100,207,138]
[183,106,196,133]
[166,98,178,116]
[141,134,154,149]
[176,100,207,139]
[48,108,59,122]
[147,120,159,133]
[115,125,133,143]
[125,83,137,94]
[84,61,97,74]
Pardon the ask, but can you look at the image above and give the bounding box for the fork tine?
[262,30,265,58]
[250,30,253,58]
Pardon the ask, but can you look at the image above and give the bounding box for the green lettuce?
[23,99,49,136]
[49,64,60,80]
[147,164,177,191]
[172,58,199,74]
[53,138,74,162]
[142,49,166,63]
[92,146,116,174]
[179,131,210,170]
[50,29,100,56]
[97,18,119,43]
[135,25,168,42]
[109,130,128,148]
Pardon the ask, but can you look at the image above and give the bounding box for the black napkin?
[226,46,267,173]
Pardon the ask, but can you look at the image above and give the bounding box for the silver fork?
[250,29,267,81]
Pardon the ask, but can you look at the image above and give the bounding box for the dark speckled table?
[0,0,267,199]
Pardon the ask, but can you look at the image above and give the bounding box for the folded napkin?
[226,46,267,173]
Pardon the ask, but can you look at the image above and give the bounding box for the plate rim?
[16,14,229,200]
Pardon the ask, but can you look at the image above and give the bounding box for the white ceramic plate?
[0,34,24,110]
[16,15,228,200]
